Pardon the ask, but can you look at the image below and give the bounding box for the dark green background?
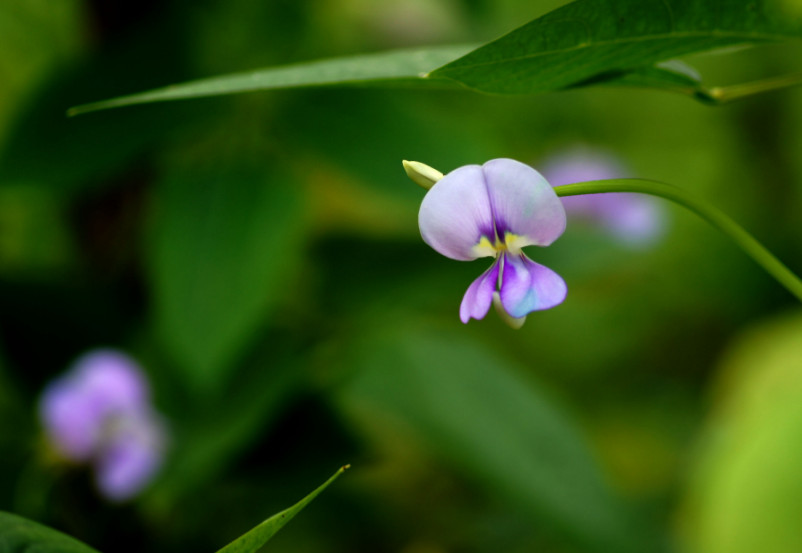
[1,1,802,552]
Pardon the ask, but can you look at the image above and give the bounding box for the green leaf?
[429,0,802,94]
[149,150,304,392]
[67,45,474,116]
[0,511,101,553]
[682,312,802,553]
[65,1,802,115]
[339,326,662,553]
[214,467,348,553]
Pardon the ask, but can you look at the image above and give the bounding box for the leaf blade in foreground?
[68,45,475,115]
[430,0,802,94]
[215,466,349,553]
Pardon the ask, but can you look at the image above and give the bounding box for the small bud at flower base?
[403,160,443,190]
[492,292,526,329]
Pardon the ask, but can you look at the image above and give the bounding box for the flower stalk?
[405,161,802,304]
[554,178,802,303]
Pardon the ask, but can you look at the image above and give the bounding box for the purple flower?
[418,159,567,328]
[39,350,167,502]
[540,148,667,246]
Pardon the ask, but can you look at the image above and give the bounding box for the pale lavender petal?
[482,159,565,247]
[39,349,151,461]
[39,379,105,460]
[95,412,166,502]
[419,164,495,260]
[459,259,500,323]
[499,253,567,318]
[74,350,150,411]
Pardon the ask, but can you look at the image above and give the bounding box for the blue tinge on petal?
[460,259,500,323]
[499,252,567,318]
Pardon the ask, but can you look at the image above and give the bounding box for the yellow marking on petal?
[472,236,497,258]
[503,232,529,255]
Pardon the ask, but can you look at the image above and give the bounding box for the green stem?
[555,179,802,303]
[694,73,802,105]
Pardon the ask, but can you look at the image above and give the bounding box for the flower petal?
[419,164,495,261]
[482,159,565,248]
[499,253,567,318]
[38,350,151,461]
[95,412,166,502]
[460,259,500,323]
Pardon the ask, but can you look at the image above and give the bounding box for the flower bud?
[492,292,526,329]
[403,160,443,190]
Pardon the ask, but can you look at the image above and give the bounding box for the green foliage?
[339,326,662,553]
[0,468,344,553]
[149,144,304,392]
[0,511,100,553]
[215,467,348,553]
[1,0,802,551]
[67,0,802,115]
[683,312,802,553]
[430,0,802,94]
[68,46,474,116]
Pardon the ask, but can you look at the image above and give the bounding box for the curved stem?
[555,178,802,303]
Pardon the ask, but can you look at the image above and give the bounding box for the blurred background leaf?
[338,325,665,553]
[681,310,802,553]
[148,125,305,392]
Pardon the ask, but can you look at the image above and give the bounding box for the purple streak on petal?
[482,159,566,246]
[39,350,151,461]
[499,253,567,318]
[95,412,167,502]
[419,164,495,260]
[540,148,667,246]
[460,258,500,323]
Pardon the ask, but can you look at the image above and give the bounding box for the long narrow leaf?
[215,466,349,553]
[68,46,474,116]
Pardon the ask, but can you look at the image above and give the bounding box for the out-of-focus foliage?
[338,325,661,553]
[1,0,802,552]
[681,310,802,553]
[0,511,100,553]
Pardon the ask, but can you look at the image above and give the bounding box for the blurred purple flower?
[419,158,567,328]
[39,349,167,502]
[540,148,667,246]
